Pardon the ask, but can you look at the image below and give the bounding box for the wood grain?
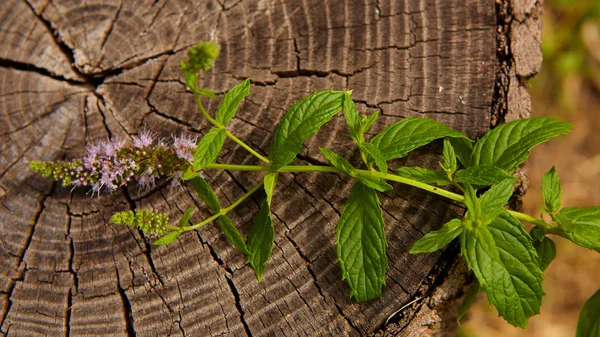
[0,0,539,335]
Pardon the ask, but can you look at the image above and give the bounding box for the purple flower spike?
[133,130,156,148]
[172,133,198,163]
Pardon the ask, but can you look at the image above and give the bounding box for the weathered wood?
[0,0,540,336]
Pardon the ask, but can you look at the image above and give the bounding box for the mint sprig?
[30,41,599,333]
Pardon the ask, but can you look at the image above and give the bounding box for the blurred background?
[458,0,600,336]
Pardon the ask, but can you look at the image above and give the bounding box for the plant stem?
[194,95,271,164]
[182,181,264,231]
[195,95,221,127]
[224,130,271,164]
[203,162,554,228]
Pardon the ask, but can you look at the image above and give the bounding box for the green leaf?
[193,127,226,171]
[470,118,572,173]
[369,118,468,161]
[553,207,600,250]
[455,165,512,187]
[343,93,361,143]
[530,227,546,241]
[320,147,391,192]
[247,202,274,281]
[394,167,451,186]
[263,172,278,207]
[336,182,388,302]
[410,218,463,253]
[449,137,473,168]
[153,231,182,245]
[216,79,251,125]
[533,237,556,272]
[542,166,562,214]
[269,90,345,170]
[194,88,216,99]
[182,168,198,181]
[356,176,393,192]
[479,178,516,219]
[458,282,480,324]
[360,111,379,133]
[463,183,480,221]
[441,138,457,174]
[219,215,250,255]
[577,290,600,337]
[179,207,195,228]
[190,176,221,212]
[460,212,544,328]
[320,148,356,175]
[359,143,388,173]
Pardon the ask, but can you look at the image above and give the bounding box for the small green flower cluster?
[110,210,169,234]
[28,160,90,187]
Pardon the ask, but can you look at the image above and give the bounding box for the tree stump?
[0,0,542,335]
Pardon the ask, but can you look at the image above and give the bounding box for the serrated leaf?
[247,202,274,281]
[269,90,345,170]
[360,143,388,173]
[533,237,556,271]
[479,178,516,219]
[458,282,481,324]
[463,183,480,221]
[320,148,356,175]
[577,290,600,337]
[190,176,221,212]
[542,166,562,213]
[369,118,468,161]
[460,212,544,328]
[361,111,379,133]
[263,172,278,207]
[194,127,226,171]
[470,118,572,173]
[553,207,600,250]
[153,231,182,245]
[216,79,251,125]
[196,88,216,99]
[219,215,249,255]
[455,165,512,187]
[356,175,393,192]
[343,93,361,143]
[336,182,388,302]
[441,138,457,174]
[410,218,463,253]
[394,167,451,186]
[450,137,474,168]
[321,147,391,192]
[179,207,195,228]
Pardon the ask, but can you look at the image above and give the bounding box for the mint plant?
[29,42,600,332]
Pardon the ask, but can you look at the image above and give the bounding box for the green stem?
[182,181,264,232]
[203,162,554,229]
[225,130,271,164]
[194,95,270,164]
[194,95,221,127]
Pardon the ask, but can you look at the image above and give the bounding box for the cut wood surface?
[0,0,541,336]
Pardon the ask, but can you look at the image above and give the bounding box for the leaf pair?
[193,79,251,171]
[539,166,600,252]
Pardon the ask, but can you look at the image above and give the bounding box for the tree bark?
[0,0,541,336]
